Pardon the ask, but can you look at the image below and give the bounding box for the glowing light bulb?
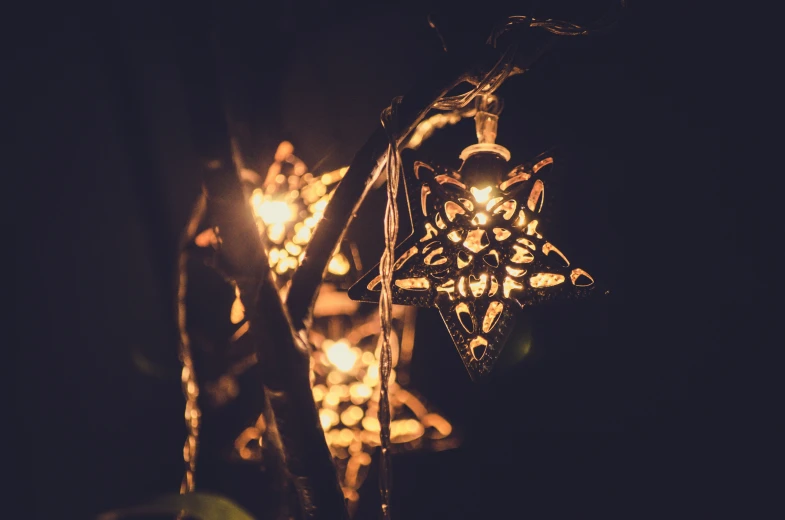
[325,340,358,372]
[349,382,373,404]
[470,186,492,203]
[256,200,293,225]
[340,405,364,427]
[267,223,287,243]
[365,363,379,385]
[310,196,329,214]
[471,212,489,226]
[328,253,351,275]
[362,415,380,433]
[319,409,339,430]
[312,384,326,402]
[250,189,264,210]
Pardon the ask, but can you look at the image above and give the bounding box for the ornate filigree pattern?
[349,152,596,379]
[308,301,457,509]
[248,144,358,287]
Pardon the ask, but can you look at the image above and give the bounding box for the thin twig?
[178,191,207,494]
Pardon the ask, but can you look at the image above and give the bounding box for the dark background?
[12,1,736,518]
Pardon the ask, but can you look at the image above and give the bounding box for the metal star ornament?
[349,94,598,379]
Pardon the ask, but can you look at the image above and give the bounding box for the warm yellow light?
[285,242,302,256]
[275,256,298,274]
[506,266,526,277]
[444,201,466,221]
[250,189,264,210]
[337,428,355,446]
[327,371,344,386]
[395,278,430,290]
[391,419,425,443]
[362,415,380,433]
[340,405,364,427]
[255,200,293,225]
[325,340,358,372]
[529,273,566,288]
[328,253,351,275]
[293,226,312,245]
[489,275,499,297]
[360,352,375,366]
[350,451,371,467]
[570,268,594,287]
[267,223,287,243]
[319,408,339,430]
[458,198,475,211]
[471,186,492,203]
[486,196,503,211]
[482,301,504,333]
[493,200,517,220]
[503,276,524,298]
[304,216,319,228]
[421,222,439,241]
[230,286,245,324]
[457,252,472,269]
[510,245,534,264]
[310,196,329,215]
[471,212,489,226]
[469,274,488,297]
[421,413,452,437]
[457,276,467,297]
[436,279,455,298]
[469,336,488,360]
[463,229,489,253]
[312,384,326,402]
[349,382,373,404]
[363,363,379,386]
[324,391,341,407]
[423,246,447,266]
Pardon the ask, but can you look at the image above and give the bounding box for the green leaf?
[97,492,256,520]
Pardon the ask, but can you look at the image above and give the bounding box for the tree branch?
[203,163,348,519]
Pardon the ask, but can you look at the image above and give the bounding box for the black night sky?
[12,1,743,519]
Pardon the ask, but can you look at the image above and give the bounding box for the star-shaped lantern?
[349,94,597,379]
[247,141,360,289]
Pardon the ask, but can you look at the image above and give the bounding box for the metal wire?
[403,109,474,150]
[428,1,626,120]
[378,96,403,520]
[178,191,207,494]
[489,0,628,47]
[432,45,517,111]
